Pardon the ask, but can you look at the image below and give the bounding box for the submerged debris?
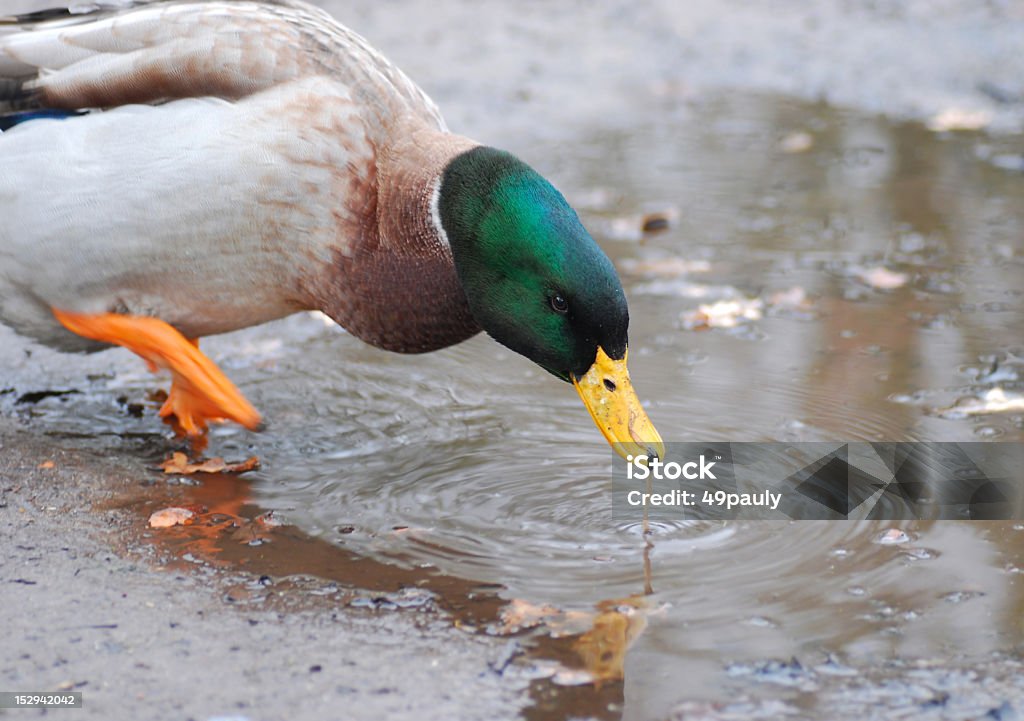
[494,596,652,686]
[680,286,815,331]
[230,511,283,545]
[495,599,561,634]
[148,507,197,528]
[937,387,1024,418]
[876,528,911,545]
[572,601,649,687]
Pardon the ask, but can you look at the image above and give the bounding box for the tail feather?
[0,3,151,27]
[0,108,86,131]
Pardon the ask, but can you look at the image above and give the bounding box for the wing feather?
[0,1,445,129]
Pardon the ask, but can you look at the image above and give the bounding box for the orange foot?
[52,309,261,448]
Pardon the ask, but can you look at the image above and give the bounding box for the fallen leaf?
[876,528,911,545]
[681,298,764,330]
[574,604,649,686]
[855,266,908,290]
[37,460,55,469]
[549,667,598,686]
[767,286,811,310]
[149,507,196,528]
[927,108,991,132]
[779,131,814,153]
[161,452,260,475]
[230,511,284,544]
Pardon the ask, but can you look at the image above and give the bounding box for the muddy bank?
[0,421,530,720]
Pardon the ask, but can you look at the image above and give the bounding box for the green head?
[437,146,627,380]
[437,146,665,460]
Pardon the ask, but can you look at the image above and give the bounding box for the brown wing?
[0,0,445,130]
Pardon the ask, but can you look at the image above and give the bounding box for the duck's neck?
[320,123,483,353]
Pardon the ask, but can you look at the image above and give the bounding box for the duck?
[0,0,663,460]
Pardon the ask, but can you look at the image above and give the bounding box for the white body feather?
[1,77,370,351]
[0,1,447,352]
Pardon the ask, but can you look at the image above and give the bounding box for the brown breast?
[319,121,483,353]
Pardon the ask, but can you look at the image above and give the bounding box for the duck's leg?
[51,309,261,447]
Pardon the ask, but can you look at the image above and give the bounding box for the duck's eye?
[549,294,569,314]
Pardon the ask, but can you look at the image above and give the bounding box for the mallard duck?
[0,0,663,460]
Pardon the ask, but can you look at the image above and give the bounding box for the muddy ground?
[0,420,533,719]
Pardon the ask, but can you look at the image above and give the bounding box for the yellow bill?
[572,347,665,462]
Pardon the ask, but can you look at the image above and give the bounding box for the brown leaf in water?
[640,211,673,233]
[161,452,260,475]
[230,511,283,544]
[148,507,196,528]
[496,599,561,635]
[574,601,649,687]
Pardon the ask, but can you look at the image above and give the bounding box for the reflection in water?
[14,94,1024,716]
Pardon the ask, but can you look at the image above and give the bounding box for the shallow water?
[227,96,1024,709]
[5,94,1024,716]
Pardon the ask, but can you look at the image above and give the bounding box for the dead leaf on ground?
[767,286,812,311]
[681,298,764,330]
[779,131,814,153]
[149,507,196,528]
[927,108,991,132]
[161,452,260,475]
[855,266,909,290]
